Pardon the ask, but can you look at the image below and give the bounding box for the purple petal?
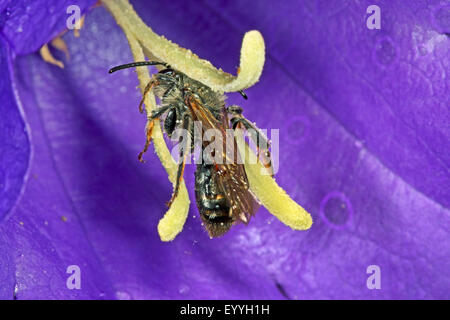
[0,42,116,299]
[0,0,96,54]
[0,43,29,222]
[2,0,449,300]
[131,0,450,298]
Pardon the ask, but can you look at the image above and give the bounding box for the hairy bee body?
[109,61,270,238]
[152,69,225,136]
[153,70,240,237]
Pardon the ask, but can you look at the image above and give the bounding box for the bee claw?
[138,153,146,163]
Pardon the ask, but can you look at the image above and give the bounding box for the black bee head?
[200,210,234,238]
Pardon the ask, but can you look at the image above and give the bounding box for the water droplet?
[432,4,450,33]
[179,284,190,295]
[418,45,428,56]
[374,36,397,66]
[116,291,133,300]
[320,191,353,229]
[13,284,19,300]
[286,116,310,144]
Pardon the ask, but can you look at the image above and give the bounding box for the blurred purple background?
[0,0,449,299]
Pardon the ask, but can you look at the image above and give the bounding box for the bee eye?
[159,69,174,75]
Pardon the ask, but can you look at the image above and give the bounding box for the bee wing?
[214,162,259,224]
[187,96,259,223]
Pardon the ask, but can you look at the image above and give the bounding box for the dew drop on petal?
[178,284,190,295]
[116,290,133,300]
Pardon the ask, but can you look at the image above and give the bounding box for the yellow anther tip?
[236,134,313,231]
[103,0,265,93]
[157,186,190,242]
[222,30,266,92]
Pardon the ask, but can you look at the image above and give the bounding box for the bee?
[109,61,272,237]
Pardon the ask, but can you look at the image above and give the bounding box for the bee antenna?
[238,90,248,100]
[108,61,170,74]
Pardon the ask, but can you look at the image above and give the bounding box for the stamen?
[39,44,64,69]
[235,132,312,231]
[124,29,190,242]
[103,0,265,92]
[50,37,70,60]
[73,15,86,37]
[103,0,312,240]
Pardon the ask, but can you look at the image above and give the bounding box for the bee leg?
[138,78,159,113]
[226,105,243,116]
[137,105,171,163]
[190,119,196,152]
[228,108,273,176]
[138,119,155,163]
[167,115,192,208]
[162,84,176,99]
[150,105,171,119]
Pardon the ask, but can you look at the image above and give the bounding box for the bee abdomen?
[198,194,228,211]
[194,164,234,238]
[195,164,227,209]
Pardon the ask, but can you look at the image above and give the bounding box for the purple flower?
[0,0,449,299]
